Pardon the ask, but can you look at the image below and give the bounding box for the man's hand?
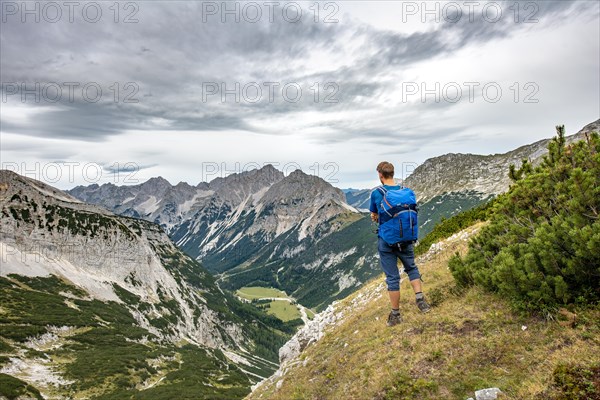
[371,212,378,223]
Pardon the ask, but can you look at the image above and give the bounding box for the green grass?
[264,300,302,322]
[236,286,288,300]
[543,362,600,400]
[92,345,252,400]
[0,373,44,400]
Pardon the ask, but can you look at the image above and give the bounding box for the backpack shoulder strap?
[376,186,394,217]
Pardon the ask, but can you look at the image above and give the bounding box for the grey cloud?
[0,0,596,145]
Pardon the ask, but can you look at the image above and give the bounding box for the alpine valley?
[68,167,378,311]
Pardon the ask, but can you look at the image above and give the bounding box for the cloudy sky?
[1,0,599,189]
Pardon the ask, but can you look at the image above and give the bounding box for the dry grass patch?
[249,223,600,400]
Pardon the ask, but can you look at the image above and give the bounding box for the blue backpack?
[377,186,419,246]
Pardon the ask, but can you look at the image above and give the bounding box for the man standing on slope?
[370,161,431,327]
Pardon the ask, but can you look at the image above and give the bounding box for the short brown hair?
[376,161,394,179]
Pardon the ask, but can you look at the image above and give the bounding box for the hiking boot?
[387,311,402,327]
[416,297,431,313]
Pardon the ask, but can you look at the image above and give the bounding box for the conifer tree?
[449,126,600,314]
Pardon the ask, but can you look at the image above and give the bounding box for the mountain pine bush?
[415,198,496,257]
[449,126,600,313]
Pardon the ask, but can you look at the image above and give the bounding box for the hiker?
[370,161,431,327]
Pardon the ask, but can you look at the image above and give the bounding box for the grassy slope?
[0,275,255,400]
[249,223,600,400]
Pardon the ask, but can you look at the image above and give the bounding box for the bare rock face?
[278,303,338,367]
[1,170,245,351]
[474,387,503,400]
[252,281,386,393]
[255,169,352,238]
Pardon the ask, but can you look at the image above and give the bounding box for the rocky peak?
[196,181,210,190]
[145,176,171,185]
[203,166,284,207]
[139,176,172,196]
[404,120,599,202]
[208,164,284,192]
[579,118,600,134]
[262,169,345,205]
[174,181,193,189]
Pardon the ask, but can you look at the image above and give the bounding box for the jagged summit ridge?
[68,165,357,256]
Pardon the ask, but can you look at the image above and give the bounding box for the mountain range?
[69,167,378,310]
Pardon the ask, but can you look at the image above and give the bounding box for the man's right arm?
[369,191,379,222]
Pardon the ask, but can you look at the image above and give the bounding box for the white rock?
[475,387,503,400]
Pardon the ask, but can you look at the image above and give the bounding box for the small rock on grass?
[475,387,502,400]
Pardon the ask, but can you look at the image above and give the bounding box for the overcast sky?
[1,0,599,189]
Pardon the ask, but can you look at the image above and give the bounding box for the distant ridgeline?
[450,126,600,313]
[69,168,382,311]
